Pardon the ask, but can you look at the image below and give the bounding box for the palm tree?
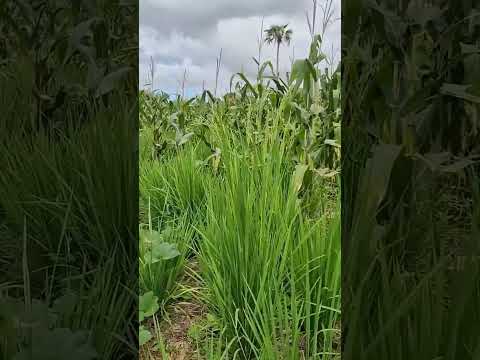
[264,24,293,77]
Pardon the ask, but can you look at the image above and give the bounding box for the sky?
[139,0,341,97]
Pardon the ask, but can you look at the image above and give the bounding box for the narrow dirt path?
[142,259,207,360]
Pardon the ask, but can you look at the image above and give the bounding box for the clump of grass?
[140,141,209,225]
[0,106,138,359]
[197,114,340,359]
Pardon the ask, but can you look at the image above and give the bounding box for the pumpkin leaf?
[139,325,152,346]
[139,291,159,319]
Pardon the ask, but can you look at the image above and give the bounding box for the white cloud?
[140,0,340,96]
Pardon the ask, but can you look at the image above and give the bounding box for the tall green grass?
[195,105,340,359]
[138,133,209,308]
[138,99,341,358]
[140,140,209,225]
[0,103,138,359]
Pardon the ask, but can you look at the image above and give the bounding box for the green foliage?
[0,0,137,133]
[0,1,138,358]
[13,328,97,360]
[138,30,341,359]
[0,111,137,358]
[139,87,341,360]
[139,291,159,347]
[139,214,193,303]
[342,1,480,359]
[0,294,97,360]
[141,229,181,262]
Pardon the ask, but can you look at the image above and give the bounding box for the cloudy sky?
[139,0,341,97]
